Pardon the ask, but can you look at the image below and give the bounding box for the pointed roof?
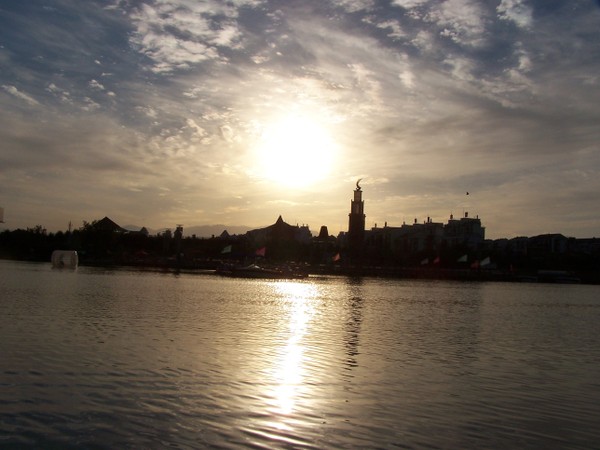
[318,225,330,240]
[246,215,297,241]
[93,216,127,232]
[268,215,295,237]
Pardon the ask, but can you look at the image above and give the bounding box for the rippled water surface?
[1,260,600,448]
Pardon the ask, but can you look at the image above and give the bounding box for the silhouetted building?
[528,233,568,256]
[398,217,444,254]
[174,225,184,257]
[317,225,330,240]
[92,216,127,232]
[246,215,311,246]
[348,179,365,254]
[443,212,485,250]
[311,225,338,264]
[366,218,444,261]
[570,238,600,256]
[242,215,311,261]
[508,236,528,256]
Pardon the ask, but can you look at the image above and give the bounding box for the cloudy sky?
[1,0,599,239]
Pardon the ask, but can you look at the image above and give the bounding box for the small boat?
[217,263,307,279]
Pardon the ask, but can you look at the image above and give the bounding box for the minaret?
[348,179,365,253]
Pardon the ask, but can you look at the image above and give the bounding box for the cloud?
[82,97,101,111]
[2,85,40,106]
[399,70,415,88]
[497,0,533,28]
[89,79,105,90]
[46,83,73,104]
[425,0,488,47]
[126,1,250,73]
[391,0,428,8]
[219,124,237,143]
[336,0,375,13]
[369,18,406,40]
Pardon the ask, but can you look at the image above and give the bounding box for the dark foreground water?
[1,260,599,449]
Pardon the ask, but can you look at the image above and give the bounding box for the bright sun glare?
[254,114,338,189]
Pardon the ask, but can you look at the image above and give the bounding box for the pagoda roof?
[93,216,127,232]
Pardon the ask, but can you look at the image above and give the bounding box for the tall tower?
[348,179,365,253]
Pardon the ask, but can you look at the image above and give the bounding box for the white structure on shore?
[51,250,78,269]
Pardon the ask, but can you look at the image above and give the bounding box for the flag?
[421,258,429,265]
[457,254,468,263]
[332,253,340,262]
[221,245,232,254]
[255,247,266,257]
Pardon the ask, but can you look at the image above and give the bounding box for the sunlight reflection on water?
[269,282,317,416]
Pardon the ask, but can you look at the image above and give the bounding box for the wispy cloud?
[2,85,40,106]
[126,1,252,73]
[425,0,489,47]
[497,0,533,28]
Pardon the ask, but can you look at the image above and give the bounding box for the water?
[1,260,599,449]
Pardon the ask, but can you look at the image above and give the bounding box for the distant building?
[92,216,127,232]
[443,212,485,250]
[347,179,366,254]
[527,233,568,256]
[242,215,311,261]
[570,238,600,256]
[350,185,486,261]
[399,217,444,254]
[366,214,486,258]
[508,236,529,256]
[295,225,312,244]
[246,215,312,246]
[311,225,338,264]
[317,225,330,240]
[366,218,444,258]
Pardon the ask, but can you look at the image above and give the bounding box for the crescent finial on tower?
[356,178,363,190]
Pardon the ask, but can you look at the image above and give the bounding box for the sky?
[1,0,599,239]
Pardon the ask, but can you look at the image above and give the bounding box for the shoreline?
[2,257,596,284]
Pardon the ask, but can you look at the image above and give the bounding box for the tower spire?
[348,179,365,256]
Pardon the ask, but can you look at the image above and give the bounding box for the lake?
[1,260,599,449]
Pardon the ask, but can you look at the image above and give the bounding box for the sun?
[253,114,338,189]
